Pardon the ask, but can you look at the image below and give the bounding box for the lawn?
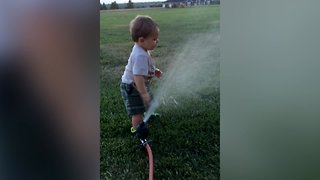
[100,6,220,179]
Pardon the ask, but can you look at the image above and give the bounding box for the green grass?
[101,6,220,179]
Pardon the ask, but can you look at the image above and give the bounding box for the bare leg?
[132,114,143,128]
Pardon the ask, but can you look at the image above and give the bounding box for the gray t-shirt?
[121,43,155,84]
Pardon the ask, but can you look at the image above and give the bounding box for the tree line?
[100,0,134,10]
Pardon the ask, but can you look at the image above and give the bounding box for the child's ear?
[138,37,144,43]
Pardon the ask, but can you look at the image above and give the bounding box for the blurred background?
[0,1,99,179]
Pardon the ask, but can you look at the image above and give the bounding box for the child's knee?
[132,114,143,127]
[132,114,143,120]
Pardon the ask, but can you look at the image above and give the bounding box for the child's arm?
[133,75,151,107]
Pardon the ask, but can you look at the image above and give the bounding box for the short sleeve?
[132,54,148,76]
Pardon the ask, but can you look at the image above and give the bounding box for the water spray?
[169,96,178,106]
[143,99,160,123]
[144,32,219,124]
[138,32,219,180]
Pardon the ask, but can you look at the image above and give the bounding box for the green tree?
[126,0,134,9]
[102,3,107,10]
[110,1,119,9]
[100,3,107,10]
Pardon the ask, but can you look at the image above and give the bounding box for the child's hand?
[155,68,162,78]
[141,93,151,109]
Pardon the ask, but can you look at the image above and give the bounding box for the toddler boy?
[120,15,162,139]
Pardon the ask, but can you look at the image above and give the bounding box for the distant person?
[120,15,162,139]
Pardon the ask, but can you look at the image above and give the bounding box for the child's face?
[139,33,159,51]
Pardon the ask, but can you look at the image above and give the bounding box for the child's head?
[130,15,159,51]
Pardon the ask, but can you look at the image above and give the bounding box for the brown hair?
[129,15,159,42]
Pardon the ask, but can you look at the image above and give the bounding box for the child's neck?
[136,42,147,52]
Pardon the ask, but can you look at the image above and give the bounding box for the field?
[100,6,220,179]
